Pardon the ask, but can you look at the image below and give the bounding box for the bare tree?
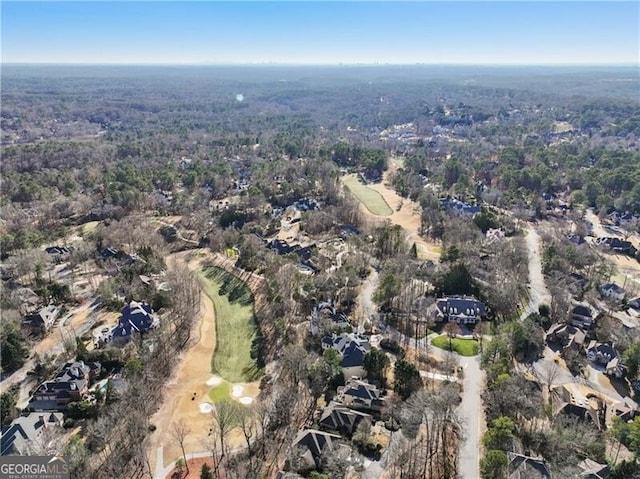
[211,400,240,464]
[237,404,257,468]
[171,420,191,477]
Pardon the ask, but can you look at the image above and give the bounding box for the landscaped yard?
[343,175,393,216]
[197,266,262,382]
[431,335,479,356]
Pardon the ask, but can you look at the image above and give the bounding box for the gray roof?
[436,296,486,318]
[319,404,371,434]
[292,429,340,461]
[1,413,63,455]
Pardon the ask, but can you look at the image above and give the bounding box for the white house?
[600,283,626,302]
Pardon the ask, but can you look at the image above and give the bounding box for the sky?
[1,1,638,65]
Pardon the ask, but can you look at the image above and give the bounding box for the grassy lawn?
[431,335,479,357]
[208,381,231,403]
[81,221,99,235]
[198,266,262,382]
[343,176,393,216]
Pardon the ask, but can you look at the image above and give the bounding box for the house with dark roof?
[309,299,350,335]
[578,458,611,478]
[290,429,343,470]
[1,412,64,456]
[628,297,640,316]
[336,379,385,411]
[507,453,551,479]
[98,247,120,260]
[594,237,638,258]
[600,283,626,302]
[93,301,159,348]
[569,271,588,288]
[435,296,486,324]
[45,246,72,257]
[22,305,60,332]
[570,302,596,330]
[318,403,372,436]
[546,323,586,356]
[321,334,370,379]
[440,198,481,217]
[292,198,320,212]
[565,234,586,245]
[28,361,100,411]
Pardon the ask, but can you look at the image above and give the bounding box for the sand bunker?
[199,402,214,414]
[206,376,222,386]
[239,397,253,405]
[231,385,243,398]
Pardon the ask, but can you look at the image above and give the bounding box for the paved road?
[458,355,482,479]
[520,225,551,320]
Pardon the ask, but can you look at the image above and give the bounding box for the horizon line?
[3,61,639,68]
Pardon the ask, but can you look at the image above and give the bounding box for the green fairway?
[343,176,393,216]
[198,266,262,382]
[431,335,479,357]
[208,381,231,403]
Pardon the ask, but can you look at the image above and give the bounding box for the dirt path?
[147,251,220,475]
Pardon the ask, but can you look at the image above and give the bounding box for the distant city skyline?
[2,2,638,65]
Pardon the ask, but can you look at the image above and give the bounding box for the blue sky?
[2,2,638,64]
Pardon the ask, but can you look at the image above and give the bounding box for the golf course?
[197,265,262,383]
[343,175,393,216]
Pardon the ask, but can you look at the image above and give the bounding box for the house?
[485,228,505,244]
[12,288,43,314]
[568,272,588,294]
[339,225,360,238]
[585,341,617,365]
[551,384,601,429]
[336,379,385,411]
[435,296,486,324]
[600,283,626,302]
[507,453,551,479]
[585,341,624,377]
[45,246,72,258]
[290,429,343,470]
[570,302,596,329]
[440,198,481,217]
[628,297,640,316]
[292,198,320,212]
[608,398,639,427]
[22,305,60,332]
[0,412,64,456]
[546,323,586,355]
[594,237,638,258]
[318,403,372,436]
[99,247,120,260]
[578,458,611,478]
[321,333,370,379]
[93,301,159,348]
[28,361,100,411]
[310,299,350,335]
[565,234,586,245]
